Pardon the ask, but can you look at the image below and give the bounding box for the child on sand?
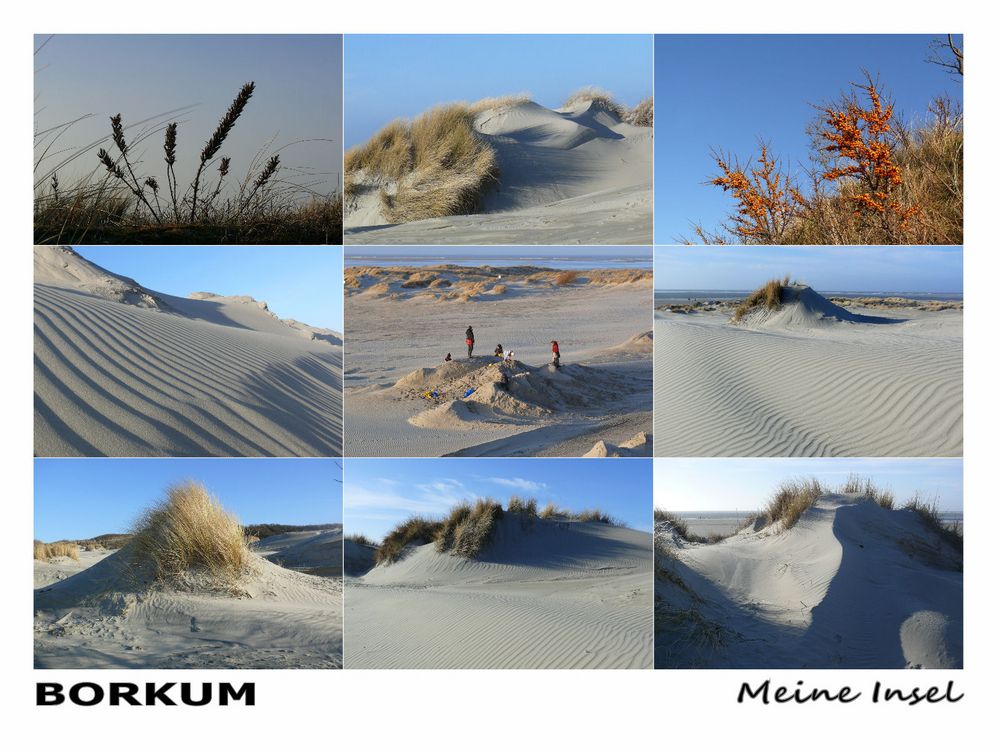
[551,340,560,368]
[494,343,503,358]
[465,326,475,358]
[503,349,515,366]
[445,353,452,362]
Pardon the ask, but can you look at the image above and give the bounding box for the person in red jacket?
[465,326,475,358]
[551,340,560,368]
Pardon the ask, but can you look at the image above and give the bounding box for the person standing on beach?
[551,340,561,368]
[465,326,475,358]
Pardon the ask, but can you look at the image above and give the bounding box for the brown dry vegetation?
[129,481,249,583]
[561,88,653,126]
[435,499,504,558]
[34,540,80,561]
[344,265,651,302]
[345,104,498,223]
[730,276,790,323]
[753,478,825,530]
[35,83,342,244]
[347,533,377,547]
[376,496,625,564]
[375,517,442,565]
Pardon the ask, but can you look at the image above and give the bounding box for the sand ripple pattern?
[654,316,962,457]
[34,284,343,457]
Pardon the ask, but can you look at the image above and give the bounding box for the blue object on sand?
[463,387,476,398]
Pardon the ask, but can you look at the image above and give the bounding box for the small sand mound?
[732,284,889,329]
[584,431,651,457]
[398,357,635,430]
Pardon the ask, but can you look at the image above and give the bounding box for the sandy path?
[653,308,962,456]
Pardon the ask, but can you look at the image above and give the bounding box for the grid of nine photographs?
[32,33,963,672]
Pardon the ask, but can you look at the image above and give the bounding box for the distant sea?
[347,253,653,270]
[668,509,964,537]
[655,289,964,306]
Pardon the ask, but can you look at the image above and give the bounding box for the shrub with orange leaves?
[816,74,920,231]
[706,142,801,244]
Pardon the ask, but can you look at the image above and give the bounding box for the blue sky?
[654,458,963,513]
[654,34,964,243]
[34,459,343,541]
[345,458,652,539]
[77,246,344,331]
[35,34,342,193]
[655,246,963,293]
[345,35,653,147]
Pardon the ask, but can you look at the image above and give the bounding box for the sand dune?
[346,266,652,456]
[346,515,652,668]
[34,246,343,457]
[654,287,962,456]
[34,542,343,669]
[253,527,343,577]
[655,494,963,668]
[346,98,652,245]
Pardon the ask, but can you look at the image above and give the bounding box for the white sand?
[345,99,652,245]
[253,528,343,576]
[655,494,963,668]
[345,268,652,456]
[34,542,343,669]
[654,287,962,456]
[346,515,652,668]
[34,246,343,457]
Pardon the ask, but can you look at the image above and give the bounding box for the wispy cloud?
[488,477,546,492]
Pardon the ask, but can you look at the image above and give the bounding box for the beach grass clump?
[435,499,504,558]
[554,270,581,286]
[536,503,625,526]
[758,477,824,529]
[730,275,790,323]
[347,533,377,547]
[375,517,443,565]
[34,540,80,561]
[562,87,628,119]
[129,481,249,583]
[507,496,538,515]
[841,474,896,509]
[624,96,654,127]
[904,492,963,552]
[346,103,498,223]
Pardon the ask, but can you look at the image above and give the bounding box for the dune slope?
[34,545,343,669]
[34,246,343,457]
[655,495,963,668]
[346,515,652,668]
